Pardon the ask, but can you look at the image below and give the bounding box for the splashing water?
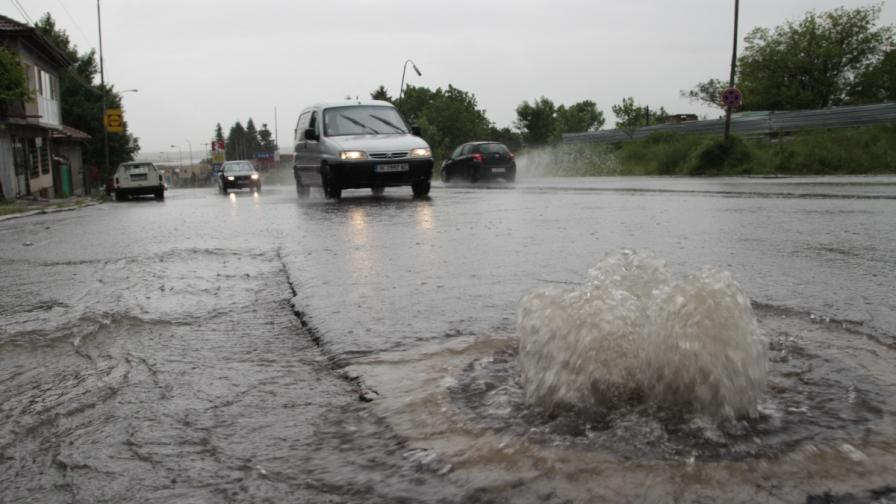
[518,250,767,420]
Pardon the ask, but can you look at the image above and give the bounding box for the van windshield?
[324,106,409,136]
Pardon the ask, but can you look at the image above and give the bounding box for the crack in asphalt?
[275,248,379,402]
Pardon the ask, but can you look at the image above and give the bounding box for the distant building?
[665,114,699,125]
[0,14,72,199]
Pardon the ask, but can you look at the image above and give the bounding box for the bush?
[685,136,754,176]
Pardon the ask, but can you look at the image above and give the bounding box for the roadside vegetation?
[0,196,104,218]
[520,124,896,177]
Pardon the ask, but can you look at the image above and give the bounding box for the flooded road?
[2,176,895,503]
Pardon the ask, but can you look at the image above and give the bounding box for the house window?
[27,139,39,179]
[24,63,36,92]
[38,138,50,175]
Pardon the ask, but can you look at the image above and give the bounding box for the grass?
[0,195,106,218]
[523,124,896,177]
[0,205,34,217]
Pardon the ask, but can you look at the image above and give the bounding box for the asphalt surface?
[2,177,895,503]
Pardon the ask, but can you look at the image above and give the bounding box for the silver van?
[293,100,434,199]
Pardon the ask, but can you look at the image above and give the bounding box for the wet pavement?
[1,176,895,503]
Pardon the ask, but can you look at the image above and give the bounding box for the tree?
[556,100,605,135]
[370,85,393,102]
[214,123,225,143]
[681,78,727,108]
[611,97,668,138]
[226,121,246,160]
[415,85,492,160]
[35,14,139,178]
[396,84,434,125]
[258,123,276,152]
[0,46,32,115]
[686,5,895,111]
[245,118,261,159]
[515,97,557,146]
[849,48,896,103]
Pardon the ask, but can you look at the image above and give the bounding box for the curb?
[0,201,102,223]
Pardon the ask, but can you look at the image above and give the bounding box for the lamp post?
[185,139,193,169]
[398,59,422,103]
[170,144,182,168]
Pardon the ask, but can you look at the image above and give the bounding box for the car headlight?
[409,147,432,158]
[250,173,259,180]
[227,176,235,181]
[340,151,367,161]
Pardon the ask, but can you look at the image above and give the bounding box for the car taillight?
[508,152,515,160]
[472,153,483,163]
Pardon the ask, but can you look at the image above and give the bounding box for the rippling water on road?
[1,177,895,502]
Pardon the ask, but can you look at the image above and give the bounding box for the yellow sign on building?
[104,108,124,133]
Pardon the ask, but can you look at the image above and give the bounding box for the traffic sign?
[104,108,124,133]
[721,87,743,108]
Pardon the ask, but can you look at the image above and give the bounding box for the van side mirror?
[411,125,421,136]
[305,128,319,141]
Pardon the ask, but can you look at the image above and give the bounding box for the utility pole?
[724,0,740,141]
[97,0,110,178]
[185,139,193,170]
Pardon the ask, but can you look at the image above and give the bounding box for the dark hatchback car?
[440,142,516,183]
[218,160,261,194]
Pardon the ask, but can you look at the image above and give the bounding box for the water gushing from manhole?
[518,249,767,421]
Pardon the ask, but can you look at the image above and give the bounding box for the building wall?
[57,143,85,196]
[0,132,14,200]
[16,40,62,130]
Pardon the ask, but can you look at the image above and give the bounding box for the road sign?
[721,87,743,108]
[104,108,124,133]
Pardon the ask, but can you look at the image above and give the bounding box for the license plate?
[491,168,505,173]
[375,163,409,173]
[130,174,148,181]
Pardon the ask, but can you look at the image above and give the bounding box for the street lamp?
[170,144,182,168]
[398,59,422,103]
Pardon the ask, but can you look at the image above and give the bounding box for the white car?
[113,162,165,201]
[292,100,434,199]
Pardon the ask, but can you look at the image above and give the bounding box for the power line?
[56,0,95,51]
[8,0,33,25]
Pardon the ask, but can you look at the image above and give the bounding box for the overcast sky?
[4,0,895,153]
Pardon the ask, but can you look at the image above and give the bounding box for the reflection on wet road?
[2,177,895,503]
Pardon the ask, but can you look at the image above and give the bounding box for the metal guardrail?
[562,102,896,144]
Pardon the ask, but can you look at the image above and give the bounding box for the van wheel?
[412,181,431,198]
[154,189,164,200]
[371,187,385,196]
[323,174,341,200]
[115,192,126,202]
[295,180,309,198]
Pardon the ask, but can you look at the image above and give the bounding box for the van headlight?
[409,147,432,158]
[227,176,235,181]
[340,151,367,161]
